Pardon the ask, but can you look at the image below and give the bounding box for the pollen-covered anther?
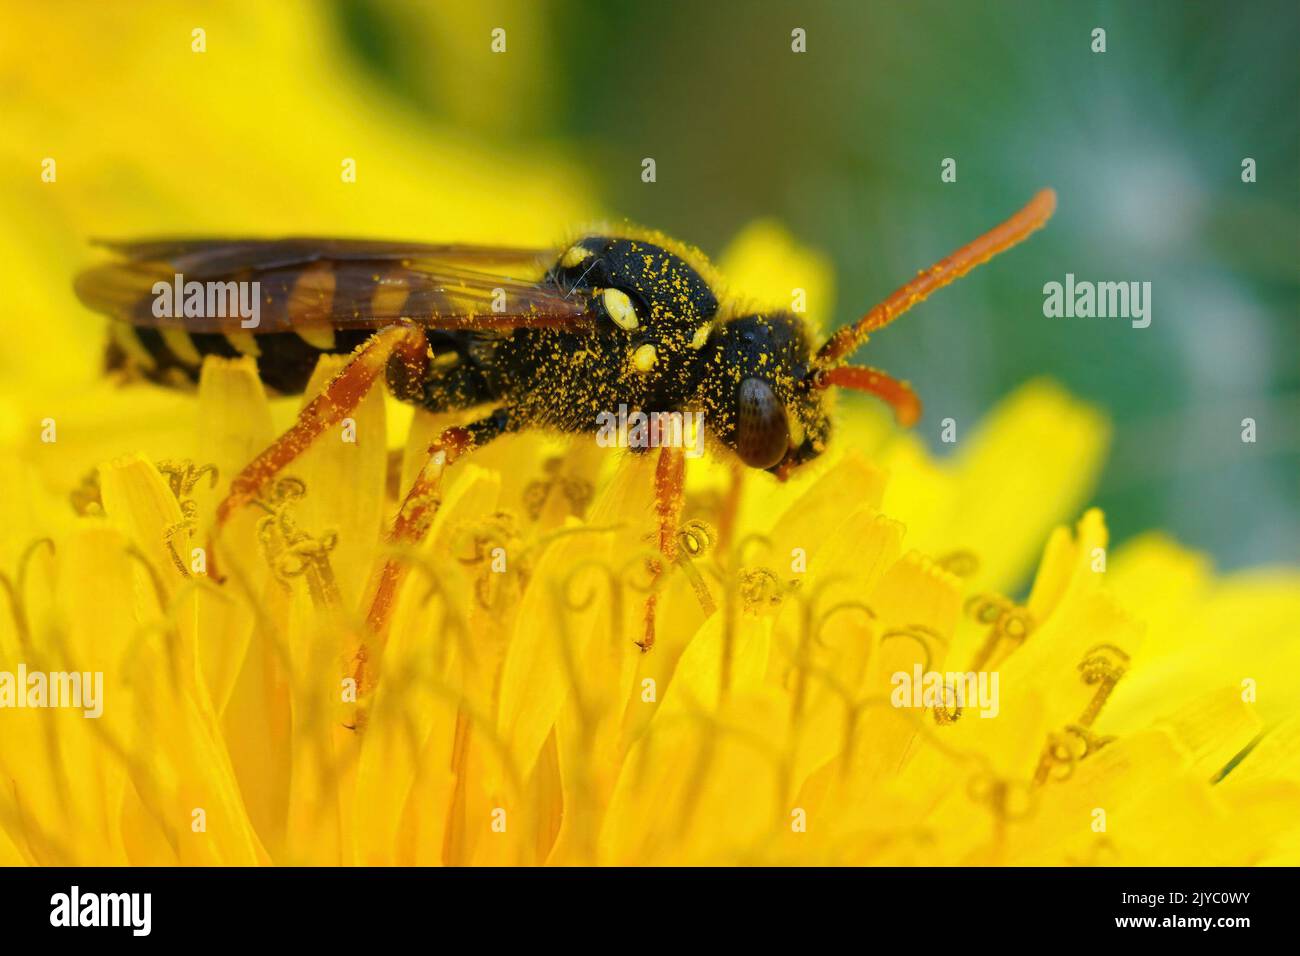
[630,343,658,373]
[676,519,715,557]
[937,550,980,578]
[964,592,1034,670]
[738,566,788,614]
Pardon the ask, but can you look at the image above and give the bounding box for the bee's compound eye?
[600,287,640,331]
[736,378,790,470]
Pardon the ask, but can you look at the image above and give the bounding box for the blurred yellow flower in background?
[1,0,1298,868]
[0,0,588,467]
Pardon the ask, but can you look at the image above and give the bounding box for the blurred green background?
[339,0,1300,570]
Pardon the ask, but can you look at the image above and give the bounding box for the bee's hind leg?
[214,324,429,530]
[205,325,428,583]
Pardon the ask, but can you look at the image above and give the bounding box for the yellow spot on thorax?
[601,287,639,330]
[561,244,591,268]
[631,343,658,373]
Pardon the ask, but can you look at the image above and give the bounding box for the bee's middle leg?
[362,406,514,639]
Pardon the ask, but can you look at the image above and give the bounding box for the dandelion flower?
[2,330,1298,866]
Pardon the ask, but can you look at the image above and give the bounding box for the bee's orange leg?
[638,446,686,652]
[815,364,923,427]
[214,324,429,529]
[715,460,745,556]
[354,408,513,688]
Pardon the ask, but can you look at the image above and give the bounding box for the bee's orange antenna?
[815,188,1057,366]
[814,365,922,427]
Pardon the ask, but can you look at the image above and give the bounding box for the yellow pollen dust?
[689,323,711,350]
[787,408,806,447]
[601,287,639,331]
[631,343,658,373]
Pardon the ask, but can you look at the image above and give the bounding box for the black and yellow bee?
[75,189,1055,646]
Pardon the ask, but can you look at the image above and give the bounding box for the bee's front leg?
[814,364,922,427]
[638,445,687,652]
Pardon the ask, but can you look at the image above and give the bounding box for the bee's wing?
[75,238,595,335]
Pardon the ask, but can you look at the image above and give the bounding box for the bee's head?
[696,312,833,478]
[568,190,1057,477]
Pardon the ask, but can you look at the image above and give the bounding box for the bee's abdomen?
[107,325,374,394]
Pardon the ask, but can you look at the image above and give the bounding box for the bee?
[75,189,1056,649]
